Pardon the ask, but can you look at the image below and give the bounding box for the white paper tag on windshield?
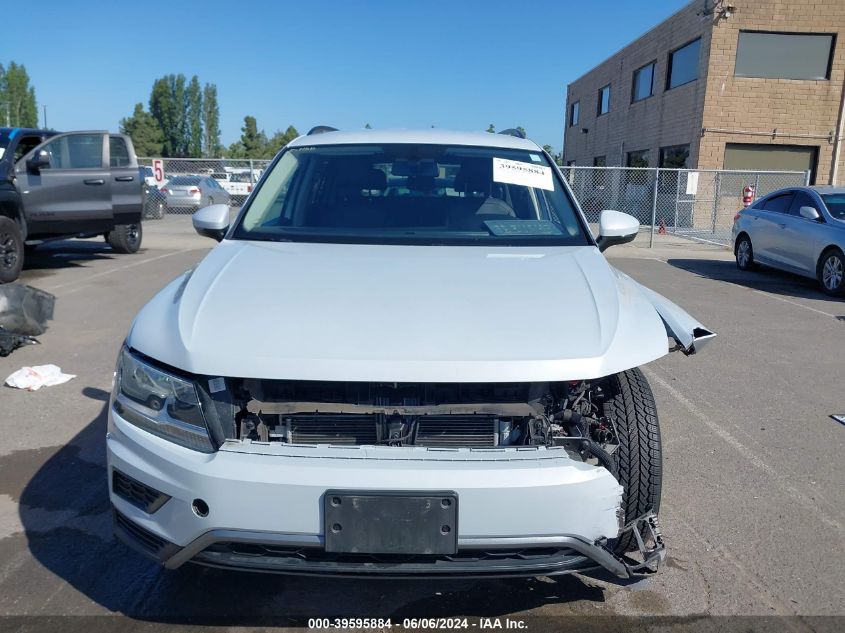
[493,157,553,191]
[208,377,226,393]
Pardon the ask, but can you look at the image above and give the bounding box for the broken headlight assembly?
[112,347,214,452]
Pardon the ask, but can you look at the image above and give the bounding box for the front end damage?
[109,372,666,578]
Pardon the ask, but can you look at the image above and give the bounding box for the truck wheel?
[106,223,143,254]
[602,368,662,553]
[0,216,24,284]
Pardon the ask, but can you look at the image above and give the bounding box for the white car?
[108,128,714,579]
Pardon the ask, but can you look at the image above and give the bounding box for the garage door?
[724,143,817,183]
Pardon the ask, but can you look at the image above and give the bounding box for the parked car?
[732,186,845,296]
[0,128,144,283]
[161,175,230,213]
[211,170,254,205]
[108,128,714,579]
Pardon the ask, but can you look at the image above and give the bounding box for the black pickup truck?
[0,128,143,283]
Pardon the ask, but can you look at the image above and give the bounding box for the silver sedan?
[161,175,230,213]
[731,186,845,296]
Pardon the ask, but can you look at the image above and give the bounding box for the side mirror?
[26,150,50,174]
[192,204,230,241]
[596,209,639,252]
[799,205,821,221]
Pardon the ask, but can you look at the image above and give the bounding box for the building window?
[627,149,650,185]
[631,61,655,102]
[735,32,834,80]
[569,101,580,126]
[659,144,690,168]
[724,143,818,184]
[593,156,606,167]
[597,85,610,115]
[666,39,701,90]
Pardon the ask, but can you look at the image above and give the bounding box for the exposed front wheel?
[735,234,757,271]
[818,248,845,297]
[0,216,24,284]
[602,368,662,553]
[106,223,143,254]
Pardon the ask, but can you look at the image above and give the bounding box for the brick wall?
[563,2,712,167]
[563,0,845,183]
[698,0,845,184]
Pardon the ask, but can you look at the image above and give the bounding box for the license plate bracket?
[324,490,458,555]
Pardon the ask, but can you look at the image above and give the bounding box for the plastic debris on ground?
[5,364,76,391]
[0,283,56,357]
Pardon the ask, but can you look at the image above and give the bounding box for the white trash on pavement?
[5,364,76,391]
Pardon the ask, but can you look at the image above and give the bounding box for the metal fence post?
[649,168,660,248]
[804,170,811,186]
[711,172,721,235]
[674,169,681,231]
[249,159,255,184]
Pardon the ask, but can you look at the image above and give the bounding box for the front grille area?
[289,414,378,445]
[192,542,591,577]
[415,415,496,447]
[112,468,170,514]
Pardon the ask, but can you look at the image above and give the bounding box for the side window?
[14,136,44,163]
[762,193,794,214]
[109,137,131,167]
[788,191,819,216]
[40,134,104,169]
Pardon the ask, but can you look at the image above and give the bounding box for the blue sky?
[6,0,687,153]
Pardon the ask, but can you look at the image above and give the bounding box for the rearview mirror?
[799,205,821,221]
[192,204,230,241]
[26,150,50,174]
[596,210,639,252]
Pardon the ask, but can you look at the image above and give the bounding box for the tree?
[516,126,526,137]
[228,115,268,158]
[202,83,221,157]
[120,103,164,156]
[263,125,299,158]
[186,76,203,157]
[542,144,561,164]
[486,124,495,133]
[149,74,189,156]
[364,123,372,129]
[0,62,38,127]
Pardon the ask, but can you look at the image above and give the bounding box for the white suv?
[108,128,714,578]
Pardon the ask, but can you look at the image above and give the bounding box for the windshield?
[232,144,589,246]
[822,194,845,220]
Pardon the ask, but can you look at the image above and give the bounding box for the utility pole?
[43,105,48,129]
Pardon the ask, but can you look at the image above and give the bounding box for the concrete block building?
[562,0,845,184]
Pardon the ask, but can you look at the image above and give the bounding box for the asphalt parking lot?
[0,217,843,630]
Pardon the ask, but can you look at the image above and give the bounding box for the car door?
[15,131,111,235]
[108,135,142,226]
[752,191,794,266]
[777,190,828,274]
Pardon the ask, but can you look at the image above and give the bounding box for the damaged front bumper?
[108,408,664,579]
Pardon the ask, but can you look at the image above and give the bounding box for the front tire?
[818,248,845,297]
[0,216,24,284]
[735,234,757,271]
[106,223,143,254]
[602,368,662,553]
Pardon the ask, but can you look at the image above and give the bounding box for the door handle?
[114,175,134,182]
[84,179,105,185]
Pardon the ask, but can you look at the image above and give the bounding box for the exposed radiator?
[289,414,378,445]
[414,415,497,447]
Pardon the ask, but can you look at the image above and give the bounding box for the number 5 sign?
[152,159,165,185]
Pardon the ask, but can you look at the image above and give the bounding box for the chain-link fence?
[137,157,271,218]
[558,166,809,246]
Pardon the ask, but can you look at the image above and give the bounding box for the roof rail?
[307,125,339,135]
[498,128,526,139]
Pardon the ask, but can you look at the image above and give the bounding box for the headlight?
[112,347,214,452]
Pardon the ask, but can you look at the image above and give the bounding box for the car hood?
[128,240,711,382]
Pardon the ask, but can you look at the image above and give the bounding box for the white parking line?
[642,366,844,534]
[41,249,198,294]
